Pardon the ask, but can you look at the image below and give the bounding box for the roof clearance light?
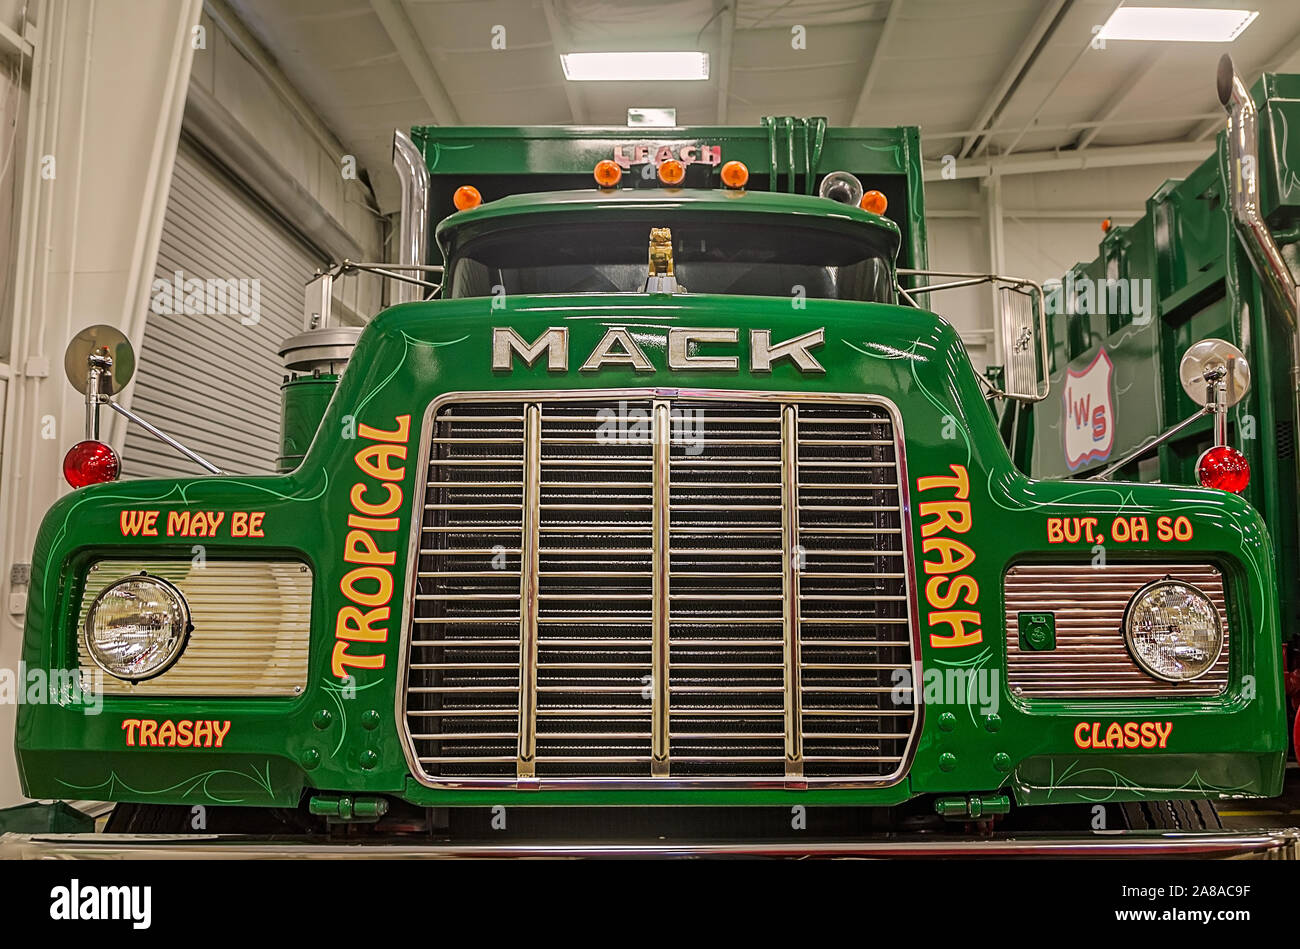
[1197,445,1250,493]
[63,440,120,488]
[594,159,623,189]
[657,159,686,186]
[720,160,749,189]
[561,52,709,82]
[453,185,482,211]
[1098,7,1258,43]
[860,190,888,215]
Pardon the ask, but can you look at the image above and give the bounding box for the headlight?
[1123,578,1223,682]
[85,573,191,681]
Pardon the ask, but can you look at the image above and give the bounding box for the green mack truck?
[1020,56,1300,773]
[4,59,1293,854]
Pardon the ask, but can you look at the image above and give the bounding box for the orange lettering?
[355,443,407,481]
[924,574,979,609]
[331,640,386,678]
[351,481,403,516]
[921,537,976,575]
[928,611,983,648]
[340,566,393,608]
[916,463,969,499]
[357,415,411,444]
[343,529,396,567]
[347,513,399,532]
[335,605,391,643]
[919,500,972,538]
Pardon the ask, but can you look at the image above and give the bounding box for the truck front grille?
[401,390,919,789]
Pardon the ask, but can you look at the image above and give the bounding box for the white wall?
[190,1,385,322]
[0,0,385,808]
[924,161,1203,375]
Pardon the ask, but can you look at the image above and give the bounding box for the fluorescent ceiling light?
[1098,7,1258,42]
[561,52,709,81]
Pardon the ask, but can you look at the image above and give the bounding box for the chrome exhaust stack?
[392,129,430,305]
[1217,55,1300,374]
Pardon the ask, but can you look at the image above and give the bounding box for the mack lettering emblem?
[492,326,826,374]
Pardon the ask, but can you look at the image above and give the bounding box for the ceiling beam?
[928,111,1220,142]
[1190,26,1300,141]
[958,0,1069,159]
[1074,51,1166,151]
[849,0,905,126]
[369,0,460,125]
[542,0,588,124]
[925,141,1212,181]
[715,1,735,124]
[994,0,1125,157]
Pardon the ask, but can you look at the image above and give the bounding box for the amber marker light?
[657,159,686,186]
[720,160,749,189]
[860,190,888,215]
[453,185,482,211]
[594,159,623,189]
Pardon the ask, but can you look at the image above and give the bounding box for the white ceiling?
[226,0,1300,210]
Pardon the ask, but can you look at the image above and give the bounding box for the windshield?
[446,217,896,302]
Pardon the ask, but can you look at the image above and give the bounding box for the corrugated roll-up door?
[122,140,327,478]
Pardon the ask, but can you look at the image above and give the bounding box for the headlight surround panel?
[76,559,313,696]
[1004,562,1231,699]
[85,573,191,682]
[1123,578,1225,683]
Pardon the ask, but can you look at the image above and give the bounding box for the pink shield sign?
[1063,348,1115,471]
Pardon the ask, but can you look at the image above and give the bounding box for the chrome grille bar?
[651,401,671,777]
[781,405,803,781]
[517,404,541,781]
[401,390,920,789]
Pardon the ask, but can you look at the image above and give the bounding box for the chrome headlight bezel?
[84,572,192,682]
[1122,577,1224,683]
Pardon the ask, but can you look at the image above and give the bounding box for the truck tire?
[1117,799,1222,831]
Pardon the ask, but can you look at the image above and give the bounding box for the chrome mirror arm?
[894,268,1050,403]
[103,400,222,475]
[1089,406,1213,481]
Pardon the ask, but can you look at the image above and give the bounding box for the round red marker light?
[63,440,120,488]
[453,185,482,211]
[1196,445,1250,493]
